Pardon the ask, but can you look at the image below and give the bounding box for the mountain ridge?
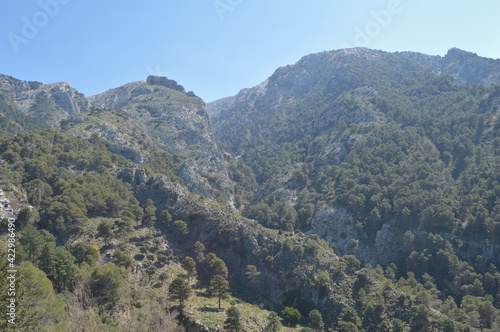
[207,46,500,267]
[208,47,500,118]
[0,73,233,199]
[1,47,500,331]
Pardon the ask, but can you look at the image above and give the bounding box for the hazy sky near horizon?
[1,0,499,102]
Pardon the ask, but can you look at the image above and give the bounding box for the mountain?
[437,47,500,85]
[208,47,500,120]
[0,73,232,198]
[1,48,500,331]
[0,93,47,137]
[75,75,232,198]
[208,46,500,311]
[0,74,89,126]
[0,93,350,331]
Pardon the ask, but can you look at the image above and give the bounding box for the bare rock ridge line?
[207,47,500,118]
[0,72,231,198]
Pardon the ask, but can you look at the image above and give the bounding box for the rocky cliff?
[0,72,233,199]
[0,74,89,126]
[86,76,232,198]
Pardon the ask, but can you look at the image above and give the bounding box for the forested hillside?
[209,48,500,331]
[0,93,47,136]
[0,48,499,331]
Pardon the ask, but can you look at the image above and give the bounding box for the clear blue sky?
[1,0,499,102]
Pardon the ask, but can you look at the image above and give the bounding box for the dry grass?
[183,288,304,331]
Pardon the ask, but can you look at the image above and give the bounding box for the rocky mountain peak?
[445,47,478,58]
[0,74,89,125]
[146,75,198,98]
[146,75,186,93]
[209,47,500,121]
[441,47,500,85]
[86,78,231,198]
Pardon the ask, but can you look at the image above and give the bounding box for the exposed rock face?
[309,206,406,265]
[208,47,500,119]
[309,87,384,133]
[146,75,186,93]
[0,189,16,220]
[0,72,232,198]
[0,74,89,125]
[176,164,213,198]
[89,78,232,198]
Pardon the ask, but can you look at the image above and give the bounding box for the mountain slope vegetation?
[209,48,500,330]
[0,48,499,331]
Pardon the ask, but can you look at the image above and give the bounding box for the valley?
[0,47,499,331]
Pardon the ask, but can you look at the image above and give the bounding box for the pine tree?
[18,225,45,263]
[53,247,76,291]
[411,304,429,332]
[174,220,189,237]
[391,319,405,332]
[210,274,229,309]
[442,319,457,332]
[207,253,228,278]
[339,307,361,330]
[245,265,261,283]
[309,309,324,332]
[168,276,191,312]
[143,198,157,227]
[224,306,242,331]
[265,312,282,332]
[281,307,300,327]
[116,210,135,237]
[14,262,65,331]
[97,220,114,246]
[113,250,133,269]
[193,241,205,263]
[161,210,172,228]
[38,244,56,281]
[182,256,197,282]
